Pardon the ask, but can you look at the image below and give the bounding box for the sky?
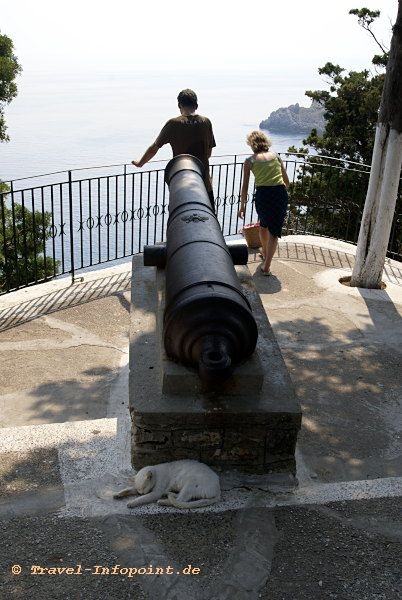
[0,0,398,180]
[1,0,397,77]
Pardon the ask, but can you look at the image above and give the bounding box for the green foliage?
[0,33,22,143]
[0,33,59,291]
[284,7,396,249]
[349,8,380,32]
[285,158,371,241]
[304,66,384,164]
[292,7,389,164]
[0,194,60,292]
[349,7,389,62]
[0,180,9,194]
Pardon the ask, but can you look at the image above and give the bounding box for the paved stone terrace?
[0,235,401,600]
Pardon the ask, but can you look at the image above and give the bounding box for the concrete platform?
[0,236,401,600]
[129,256,301,473]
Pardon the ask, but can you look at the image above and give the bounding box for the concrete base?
[129,255,301,474]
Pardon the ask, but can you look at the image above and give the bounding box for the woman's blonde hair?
[247,130,272,153]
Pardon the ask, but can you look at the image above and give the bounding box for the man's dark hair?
[177,89,198,109]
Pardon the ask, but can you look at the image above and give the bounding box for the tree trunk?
[350,0,402,288]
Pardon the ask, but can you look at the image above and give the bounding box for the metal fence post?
[68,170,75,283]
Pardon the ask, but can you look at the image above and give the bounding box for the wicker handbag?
[241,222,260,248]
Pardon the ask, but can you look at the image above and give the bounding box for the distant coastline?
[260,101,325,136]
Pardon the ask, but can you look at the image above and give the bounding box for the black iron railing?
[1,153,401,294]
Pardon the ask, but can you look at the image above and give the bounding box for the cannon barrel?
[143,240,249,268]
[158,154,258,385]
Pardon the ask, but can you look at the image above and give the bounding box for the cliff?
[259,100,325,135]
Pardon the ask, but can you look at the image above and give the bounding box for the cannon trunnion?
[145,154,258,385]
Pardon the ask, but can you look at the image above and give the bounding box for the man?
[131,89,216,210]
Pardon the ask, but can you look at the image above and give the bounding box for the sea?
[0,68,316,275]
[1,68,310,184]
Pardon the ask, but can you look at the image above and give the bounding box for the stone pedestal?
[129,254,301,474]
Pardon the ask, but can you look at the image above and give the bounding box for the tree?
[286,7,401,264]
[291,8,388,165]
[0,32,22,143]
[0,34,59,292]
[0,198,60,292]
[350,2,402,288]
[349,8,389,68]
[285,57,384,245]
[302,64,385,164]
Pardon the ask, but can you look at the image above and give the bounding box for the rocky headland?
[260,100,325,135]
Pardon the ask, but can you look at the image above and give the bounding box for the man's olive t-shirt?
[155,114,216,192]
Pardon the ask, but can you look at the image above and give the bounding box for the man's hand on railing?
[131,143,159,169]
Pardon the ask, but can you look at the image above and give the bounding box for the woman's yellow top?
[248,155,284,187]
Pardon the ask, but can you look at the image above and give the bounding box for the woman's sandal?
[260,267,271,276]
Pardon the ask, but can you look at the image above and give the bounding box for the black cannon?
[144,154,258,385]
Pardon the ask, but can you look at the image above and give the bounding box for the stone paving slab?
[0,294,130,427]
[0,235,401,600]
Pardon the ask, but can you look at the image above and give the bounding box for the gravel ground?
[0,515,147,600]
[263,498,402,600]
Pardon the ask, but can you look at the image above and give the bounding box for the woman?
[238,131,289,275]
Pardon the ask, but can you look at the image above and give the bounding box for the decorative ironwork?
[181,213,209,223]
[1,154,401,294]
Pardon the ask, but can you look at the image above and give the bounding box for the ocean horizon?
[1,68,313,183]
